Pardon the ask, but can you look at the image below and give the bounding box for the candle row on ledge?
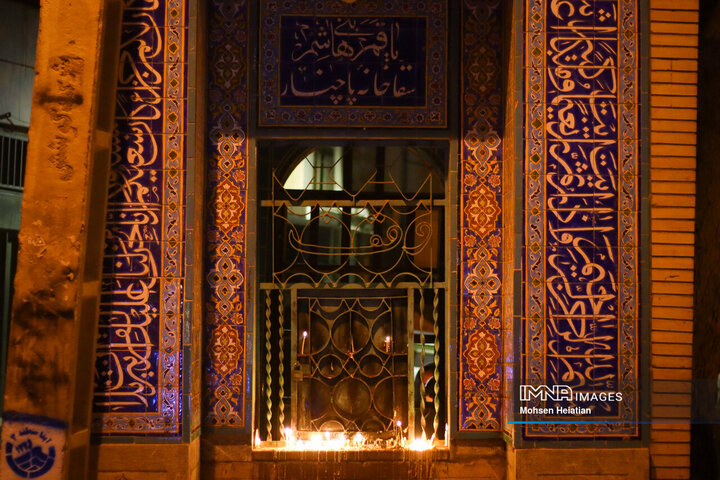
[253,427,435,451]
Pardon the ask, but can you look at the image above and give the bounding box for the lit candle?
[352,432,365,447]
[310,432,322,449]
[408,437,432,451]
[301,330,308,355]
[385,335,392,353]
[284,427,296,447]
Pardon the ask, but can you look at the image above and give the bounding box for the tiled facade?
[1,0,704,478]
[92,0,647,440]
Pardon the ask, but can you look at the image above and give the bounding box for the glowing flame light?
[309,432,323,449]
[283,427,296,447]
[255,427,436,451]
[408,436,433,451]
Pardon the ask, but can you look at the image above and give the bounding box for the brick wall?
[649,1,699,478]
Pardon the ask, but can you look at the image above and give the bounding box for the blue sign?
[279,16,427,107]
[4,427,56,478]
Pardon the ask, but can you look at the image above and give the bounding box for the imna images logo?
[519,384,623,403]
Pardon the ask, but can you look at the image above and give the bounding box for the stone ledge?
[251,447,451,462]
[200,437,506,480]
[89,439,200,480]
[508,446,650,480]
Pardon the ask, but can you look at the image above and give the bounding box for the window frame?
[249,138,459,448]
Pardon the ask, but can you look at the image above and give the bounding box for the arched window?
[257,142,448,447]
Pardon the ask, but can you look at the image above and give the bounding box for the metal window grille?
[0,133,28,189]
[257,144,448,446]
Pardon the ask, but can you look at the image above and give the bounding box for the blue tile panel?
[93,0,187,436]
[523,0,640,438]
[259,1,447,127]
[279,16,427,107]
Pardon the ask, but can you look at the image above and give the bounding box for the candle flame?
[408,437,433,451]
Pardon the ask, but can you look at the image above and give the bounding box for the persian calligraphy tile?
[102,240,162,276]
[94,350,161,413]
[106,167,164,204]
[523,0,639,439]
[102,314,161,348]
[546,0,618,27]
[259,0,446,127]
[546,36,619,70]
[458,0,504,432]
[105,204,163,237]
[279,16,427,108]
[93,0,187,436]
